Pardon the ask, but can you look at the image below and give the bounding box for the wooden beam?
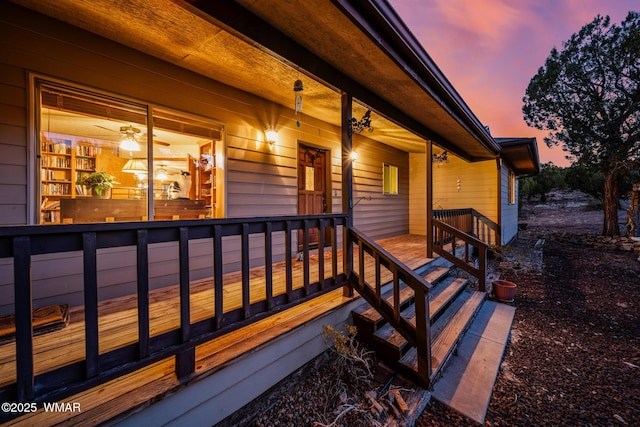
[341,93,353,298]
[426,141,433,257]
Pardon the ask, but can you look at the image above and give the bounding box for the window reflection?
[38,81,222,223]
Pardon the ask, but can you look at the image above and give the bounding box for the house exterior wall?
[352,137,410,239]
[432,155,498,220]
[501,162,519,245]
[0,5,408,314]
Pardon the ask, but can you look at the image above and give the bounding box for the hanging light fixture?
[122,158,147,175]
[156,165,168,181]
[119,125,141,152]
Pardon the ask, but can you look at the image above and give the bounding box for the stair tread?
[352,283,414,323]
[423,266,449,285]
[399,291,486,379]
[429,277,468,321]
[432,301,515,424]
[373,277,470,357]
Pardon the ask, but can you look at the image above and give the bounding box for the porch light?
[350,151,358,161]
[122,158,147,175]
[265,129,278,146]
[119,125,141,152]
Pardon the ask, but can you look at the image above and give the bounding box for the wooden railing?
[432,218,488,291]
[347,228,433,387]
[433,208,500,246]
[0,214,347,422]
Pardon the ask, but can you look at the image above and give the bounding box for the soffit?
[496,138,540,177]
[9,0,492,157]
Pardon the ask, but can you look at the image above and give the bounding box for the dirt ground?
[419,203,640,426]
[222,202,640,427]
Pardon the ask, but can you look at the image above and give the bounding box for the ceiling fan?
[93,124,170,146]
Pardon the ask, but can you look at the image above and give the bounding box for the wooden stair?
[352,261,514,424]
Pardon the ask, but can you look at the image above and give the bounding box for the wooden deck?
[2,234,432,426]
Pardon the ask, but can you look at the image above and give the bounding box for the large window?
[383,163,398,195]
[37,80,223,224]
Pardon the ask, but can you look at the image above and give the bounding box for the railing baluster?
[213,225,223,329]
[393,269,401,321]
[178,227,190,343]
[374,253,381,303]
[285,221,293,302]
[303,219,310,294]
[264,222,273,310]
[331,218,338,279]
[82,232,99,378]
[13,236,34,401]
[241,223,250,319]
[414,286,431,385]
[177,228,195,380]
[136,229,150,359]
[358,238,365,287]
[318,220,325,288]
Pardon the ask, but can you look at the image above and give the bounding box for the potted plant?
[492,279,517,302]
[79,170,114,198]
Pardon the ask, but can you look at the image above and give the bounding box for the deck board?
[1,234,433,425]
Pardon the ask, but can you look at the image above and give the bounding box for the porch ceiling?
[10,0,498,159]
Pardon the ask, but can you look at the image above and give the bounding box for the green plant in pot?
[80,170,114,197]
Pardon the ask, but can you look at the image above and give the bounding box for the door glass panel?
[305,166,315,191]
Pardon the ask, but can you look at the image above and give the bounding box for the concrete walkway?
[432,301,515,424]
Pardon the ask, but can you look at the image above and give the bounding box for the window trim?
[383,163,399,195]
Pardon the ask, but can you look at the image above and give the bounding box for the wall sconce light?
[432,150,449,167]
[119,125,141,152]
[350,151,358,161]
[265,129,278,146]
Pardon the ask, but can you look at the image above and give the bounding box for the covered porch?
[0,220,438,425]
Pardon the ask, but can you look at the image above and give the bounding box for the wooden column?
[495,157,502,245]
[341,93,354,297]
[426,140,433,257]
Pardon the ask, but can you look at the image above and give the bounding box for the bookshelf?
[198,142,215,218]
[40,135,101,223]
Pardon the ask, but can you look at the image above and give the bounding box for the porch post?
[426,140,433,257]
[341,93,354,297]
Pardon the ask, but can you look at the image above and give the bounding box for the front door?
[298,144,327,249]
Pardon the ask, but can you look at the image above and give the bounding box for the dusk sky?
[387,0,636,167]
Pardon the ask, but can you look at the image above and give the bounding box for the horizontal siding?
[501,164,518,244]
[432,155,498,221]
[352,137,409,240]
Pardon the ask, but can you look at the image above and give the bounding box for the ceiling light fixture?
[119,125,141,152]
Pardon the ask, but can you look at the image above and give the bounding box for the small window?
[383,163,398,195]
[508,169,516,204]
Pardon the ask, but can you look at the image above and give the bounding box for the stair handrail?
[347,227,433,387]
[432,218,488,291]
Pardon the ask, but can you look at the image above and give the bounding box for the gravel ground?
[221,202,640,427]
